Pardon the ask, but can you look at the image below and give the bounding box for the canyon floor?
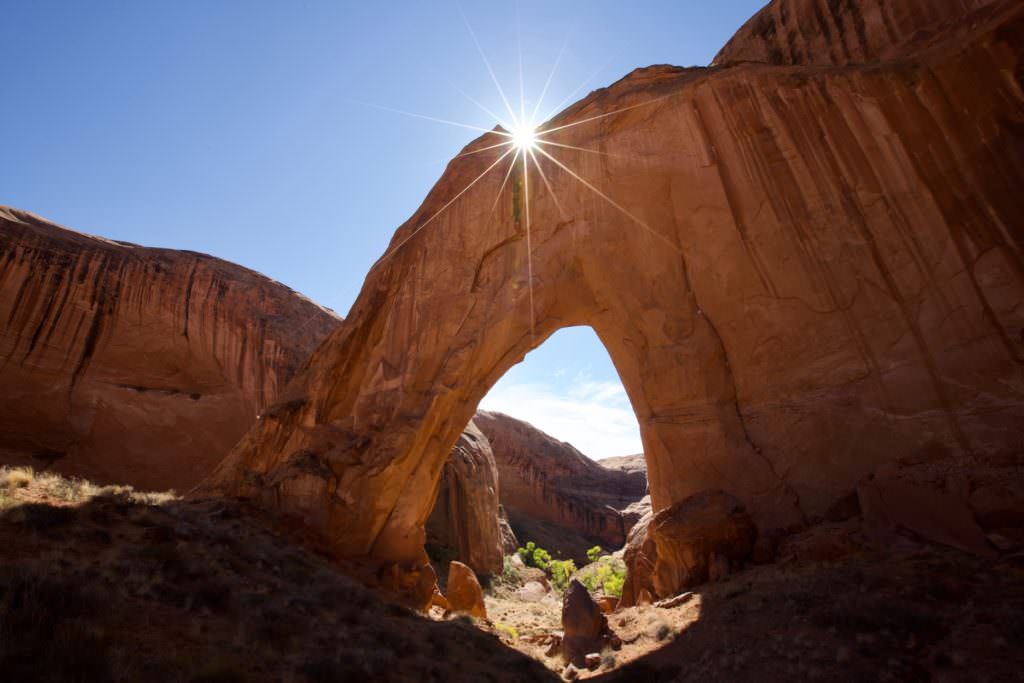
[3,467,1022,682]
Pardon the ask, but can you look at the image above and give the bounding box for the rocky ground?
[0,467,551,682]
[4,466,1023,682]
[483,534,1024,682]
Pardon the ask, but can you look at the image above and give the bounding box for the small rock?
[584,653,601,670]
[987,532,1016,552]
[655,591,694,609]
[563,664,579,680]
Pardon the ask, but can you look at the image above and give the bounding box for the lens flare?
[511,124,538,151]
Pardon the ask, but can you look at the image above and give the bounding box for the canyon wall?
[476,411,646,559]
[204,0,1024,603]
[425,420,504,575]
[0,208,340,490]
[715,0,1001,67]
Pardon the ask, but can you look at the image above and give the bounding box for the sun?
[511,123,538,151]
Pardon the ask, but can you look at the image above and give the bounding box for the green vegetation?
[587,545,604,563]
[549,559,576,591]
[516,541,551,571]
[577,553,627,598]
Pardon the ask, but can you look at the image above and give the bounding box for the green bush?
[577,555,626,598]
[515,541,551,571]
[549,559,576,591]
[586,546,603,564]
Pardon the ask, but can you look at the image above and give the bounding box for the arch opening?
[424,326,649,582]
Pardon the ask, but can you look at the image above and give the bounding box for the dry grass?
[0,466,34,491]
[0,466,177,509]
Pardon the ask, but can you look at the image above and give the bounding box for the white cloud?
[478,373,642,460]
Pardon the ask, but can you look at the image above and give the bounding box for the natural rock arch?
[206,0,1024,598]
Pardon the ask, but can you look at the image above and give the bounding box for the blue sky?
[1,1,765,458]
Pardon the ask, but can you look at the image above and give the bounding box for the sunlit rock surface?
[205,0,1024,596]
[0,207,340,489]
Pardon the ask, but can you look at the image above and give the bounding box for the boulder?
[648,490,757,599]
[617,510,656,608]
[446,561,487,619]
[561,580,614,667]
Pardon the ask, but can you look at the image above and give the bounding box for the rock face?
[426,421,504,575]
[561,580,614,667]
[650,490,756,597]
[716,0,1002,67]
[205,0,1024,595]
[475,411,647,560]
[444,561,488,619]
[619,490,756,606]
[0,207,340,490]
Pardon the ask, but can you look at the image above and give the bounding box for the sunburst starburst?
[367,19,679,344]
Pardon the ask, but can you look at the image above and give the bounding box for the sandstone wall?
[715,0,1001,66]
[0,208,340,489]
[426,420,504,575]
[205,0,1024,592]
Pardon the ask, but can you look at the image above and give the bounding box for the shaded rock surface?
[205,0,1024,588]
[476,411,647,560]
[426,421,504,575]
[621,490,757,605]
[561,580,614,667]
[0,207,340,490]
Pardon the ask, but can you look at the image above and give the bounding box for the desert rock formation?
[0,207,340,490]
[205,0,1024,602]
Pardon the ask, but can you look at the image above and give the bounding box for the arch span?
[206,15,1024,602]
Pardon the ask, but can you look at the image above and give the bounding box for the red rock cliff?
[205,0,1024,593]
[0,207,340,489]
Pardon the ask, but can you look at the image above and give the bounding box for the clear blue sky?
[1,0,765,458]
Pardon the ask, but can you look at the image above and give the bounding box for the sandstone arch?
[206,0,1024,596]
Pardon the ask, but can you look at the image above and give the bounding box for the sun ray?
[539,95,671,136]
[533,145,682,254]
[540,61,610,123]
[522,144,536,343]
[455,139,514,159]
[489,148,521,215]
[534,138,622,158]
[527,146,569,221]
[462,14,521,128]
[530,42,568,124]
[454,86,516,133]
[372,146,517,269]
[360,101,511,138]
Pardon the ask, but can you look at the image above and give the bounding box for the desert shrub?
[549,559,577,591]
[494,621,519,641]
[501,555,521,584]
[586,546,603,564]
[516,541,552,571]
[0,467,34,490]
[577,555,626,597]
